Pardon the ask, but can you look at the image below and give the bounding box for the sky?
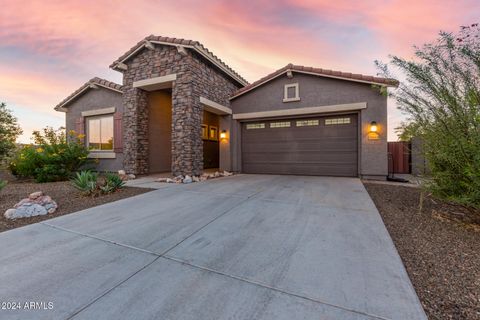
[1,0,478,143]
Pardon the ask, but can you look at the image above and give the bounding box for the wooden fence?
[387,141,411,174]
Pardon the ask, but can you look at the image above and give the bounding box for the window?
[246,123,265,130]
[87,115,114,151]
[283,83,300,102]
[270,121,290,128]
[325,118,351,125]
[201,124,208,140]
[296,119,319,127]
[209,126,218,141]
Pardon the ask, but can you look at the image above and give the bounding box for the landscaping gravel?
[364,182,480,320]
[0,181,153,233]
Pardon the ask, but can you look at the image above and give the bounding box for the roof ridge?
[231,64,399,99]
[54,77,123,111]
[109,35,248,85]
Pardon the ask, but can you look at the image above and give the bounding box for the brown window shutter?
[113,112,123,153]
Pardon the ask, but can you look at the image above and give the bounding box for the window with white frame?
[270,121,291,128]
[283,83,300,102]
[246,123,265,129]
[87,115,114,151]
[296,119,319,127]
[325,117,351,125]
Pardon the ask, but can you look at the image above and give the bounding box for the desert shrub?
[10,127,90,182]
[71,171,98,196]
[100,173,125,194]
[377,24,480,208]
[71,171,124,196]
[0,179,6,191]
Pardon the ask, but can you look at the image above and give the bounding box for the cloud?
[0,0,478,142]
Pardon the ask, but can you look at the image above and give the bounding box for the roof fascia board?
[55,86,90,111]
[55,82,122,111]
[230,72,287,99]
[230,70,395,100]
[114,40,248,86]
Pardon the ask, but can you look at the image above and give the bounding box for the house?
[55,35,398,180]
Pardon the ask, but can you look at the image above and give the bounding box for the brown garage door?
[241,114,358,176]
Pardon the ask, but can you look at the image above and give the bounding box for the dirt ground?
[364,182,480,320]
[0,180,153,233]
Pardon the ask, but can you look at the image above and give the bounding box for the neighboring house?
[55,35,398,179]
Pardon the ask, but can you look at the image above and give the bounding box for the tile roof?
[231,64,399,99]
[110,35,248,86]
[54,77,123,111]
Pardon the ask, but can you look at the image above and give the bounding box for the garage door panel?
[244,150,357,162]
[242,114,358,176]
[243,162,357,177]
[242,141,357,153]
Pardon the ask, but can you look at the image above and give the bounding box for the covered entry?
[241,114,358,176]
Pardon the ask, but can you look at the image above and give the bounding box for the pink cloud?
[1,0,478,142]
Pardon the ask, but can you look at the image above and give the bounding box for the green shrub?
[0,179,6,191]
[377,25,480,208]
[10,127,90,182]
[100,173,125,194]
[0,102,22,165]
[71,171,98,196]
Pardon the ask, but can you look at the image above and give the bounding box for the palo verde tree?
[0,102,22,164]
[377,24,480,207]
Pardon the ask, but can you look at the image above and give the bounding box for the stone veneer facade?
[121,45,241,176]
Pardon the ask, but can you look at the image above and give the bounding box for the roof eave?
[110,40,249,87]
[230,69,398,100]
[54,81,123,111]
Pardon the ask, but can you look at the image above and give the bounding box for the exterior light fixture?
[220,130,227,140]
[370,121,378,133]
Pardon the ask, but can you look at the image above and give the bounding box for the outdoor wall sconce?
[370,121,378,133]
[220,130,227,140]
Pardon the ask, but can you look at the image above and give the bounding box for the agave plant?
[71,171,98,196]
[100,173,125,194]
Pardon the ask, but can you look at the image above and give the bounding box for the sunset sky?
[1,0,478,142]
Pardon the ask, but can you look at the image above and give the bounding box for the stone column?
[123,87,149,175]
[171,77,203,176]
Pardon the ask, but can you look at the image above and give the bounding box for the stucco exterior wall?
[230,73,388,178]
[65,87,124,172]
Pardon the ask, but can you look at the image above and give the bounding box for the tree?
[0,102,22,164]
[376,24,480,207]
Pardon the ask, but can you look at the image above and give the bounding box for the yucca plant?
[71,171,98,196]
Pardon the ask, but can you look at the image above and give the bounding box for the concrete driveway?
[0,175,426,320]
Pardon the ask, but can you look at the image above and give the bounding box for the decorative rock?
[4,209,17,219]
[183,175,193,184]
[127,174,136,180]
[118,170,126,176]
[223,171,233,177]
[166,178,175,183]
[17,204,47,216]
[156,177,169,183]
[4,193,58,219]
[29,191,43,200]
[192,176,200,182]
[214,171,220,177]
